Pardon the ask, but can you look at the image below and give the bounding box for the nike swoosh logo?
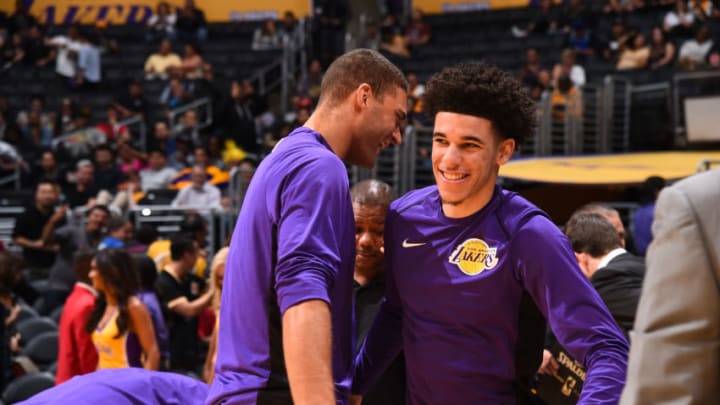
[402,239,427,248]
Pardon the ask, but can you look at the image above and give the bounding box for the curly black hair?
[423,63,537,146]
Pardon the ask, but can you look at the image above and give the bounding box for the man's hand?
[349,394,363,405]
[538,349,560,375]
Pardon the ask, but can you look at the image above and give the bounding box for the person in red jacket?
[56,248,98,384]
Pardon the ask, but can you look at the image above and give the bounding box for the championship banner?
[412,0,529,13]
[2,0,310,25]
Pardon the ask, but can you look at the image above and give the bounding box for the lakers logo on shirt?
[449,238,499,276]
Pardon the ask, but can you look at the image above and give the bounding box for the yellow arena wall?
[1,0,311,24]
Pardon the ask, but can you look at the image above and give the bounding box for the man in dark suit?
[564,212,645,336]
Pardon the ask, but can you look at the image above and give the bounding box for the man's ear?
[354,83,372,109]
[574,251,591,278]
[496,138,515,166]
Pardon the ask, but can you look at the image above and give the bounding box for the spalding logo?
[448,238,499,276]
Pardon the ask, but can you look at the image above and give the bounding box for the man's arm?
[620,180,720,404]
[167,288,213,318]
[283,299,334,405]
[516,217,628,404]
[41,205,68,246]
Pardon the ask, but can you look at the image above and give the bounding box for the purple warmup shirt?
[354,186,629,404]
[206,127,356,404]
[20,368,208,404]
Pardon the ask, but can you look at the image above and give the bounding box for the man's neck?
[164,261,186,281]
[354,267,383,286]
[597,247,627,271]
[36,203,51,214]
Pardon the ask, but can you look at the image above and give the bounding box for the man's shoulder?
[389,185,437,217]
[604,253,646,274]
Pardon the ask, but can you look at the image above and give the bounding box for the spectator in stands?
[205,136,225,169]
[148,121,178,164]
[98,216,133,249]
[74,31,102,90]
[632,176,665,256]
[358,18,381,51]
[552,48,586,88]
[23,25,54,68]
[296,59,324,106]
[518,48,548,90]
[140,149,178,191]
[599,19,632,61]
[689,0,720,21]
[144,39,181,81]
[19,109,53,148]
[202,246,228,383]
[648,27,676,69]
[557,0,591,33]
[42,205,110,314]
[278,10,299,40]
[605,0,644,14]
[512,0,558,37]
[175,0,207,43]
[155,236,213,373]
[96,107,130,141]
[551,74,582,120]
[146,1,177,43]
[617,33,650,70]
[114,80,149,120]
[172,109,202,146]
[312,0,349,67]
[171,163,222,209]
[0,251,23,389]
[5,0,38,37]
[406,72,426,124]
[11,180,62,278]
[180,42,204,80]
[64,159,101,209]
[116,139,148,174]
[663,0,695,38]
[29,149,62,186]
[47,24,83,86]
[380,24,410,58]
[565,212,645,337]
[678,25,714,70]
[15,95,53,136]
[55,97,77,135]
[403,8,431,48]
[160,78,191,110]
[221,80,259,154]
[86,248,160,370]
[252,19,282,51]
[1,32,25,68]
[56,248,98,384]
[133,254,170,369]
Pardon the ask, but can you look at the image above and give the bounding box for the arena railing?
[672,70,720,140]
[117,115,148,152]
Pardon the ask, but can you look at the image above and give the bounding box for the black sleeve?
[155,273,184,305]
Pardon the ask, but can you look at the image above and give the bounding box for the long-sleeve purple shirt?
[206,127,356,405]
[354,185,629,404]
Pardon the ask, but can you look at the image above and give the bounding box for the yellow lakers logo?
[449,238,499,276]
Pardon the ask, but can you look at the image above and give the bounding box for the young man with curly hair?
[352,63,628,404]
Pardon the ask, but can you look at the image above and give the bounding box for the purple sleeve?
[351,210,403,395]
[514,216,629,404]
[275,157,350,314]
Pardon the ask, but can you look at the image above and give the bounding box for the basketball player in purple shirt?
[352,63,629,404]
[206,49,408,405]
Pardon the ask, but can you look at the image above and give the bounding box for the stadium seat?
[20,331,59,371]
[15,305,39,325]
[15,318,58,347]
[2,372,55,404]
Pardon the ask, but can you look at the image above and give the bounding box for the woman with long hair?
[85,249,160,370]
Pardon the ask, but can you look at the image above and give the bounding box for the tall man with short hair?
[352,63,628,404]
[207,49,408,405]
